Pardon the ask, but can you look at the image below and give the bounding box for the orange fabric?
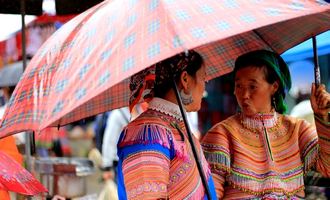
[0,136,23,198]
[0,190,10,200]
[0,136,23,164]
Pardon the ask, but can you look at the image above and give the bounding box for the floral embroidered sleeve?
[120,145,170,199]
[117,124,176,200]
[298,117,330,177]
[201,123,231,199]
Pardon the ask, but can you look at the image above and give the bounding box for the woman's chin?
[241,108,257,116]
[185,103,200,112]
[186,107,199,112]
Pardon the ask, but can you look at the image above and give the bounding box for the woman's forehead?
[236,65,265,76]
[235,66,266,79]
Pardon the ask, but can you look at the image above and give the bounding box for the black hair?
[154,51,204,98]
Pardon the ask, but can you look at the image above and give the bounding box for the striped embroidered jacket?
[202,112,330,200]
[117,98,217,200]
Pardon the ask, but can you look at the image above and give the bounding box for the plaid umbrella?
[0,150,47,195]
[0,0,329,136]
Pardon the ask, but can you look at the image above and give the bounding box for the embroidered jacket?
[202,113,330,200]
[117,98,217,200]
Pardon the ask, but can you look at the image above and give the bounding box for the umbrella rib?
[158,1,187,51]
[253,30,276,52]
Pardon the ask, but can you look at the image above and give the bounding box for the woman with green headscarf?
[202,50,330,199]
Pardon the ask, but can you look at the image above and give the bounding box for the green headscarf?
[234,50,292,114]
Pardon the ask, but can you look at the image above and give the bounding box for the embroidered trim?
[169,160,193,184]
[303,143,319,173]
[240,112,282,133]
[148,97,183,121]
[203,151,230,173]
[127,182,167,199]
[226,165,306,197]
[228,181,305,197]
[228,176,305,197]
[230,165,304,181]
[118,124,187,160]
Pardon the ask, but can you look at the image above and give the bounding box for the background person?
[97,106,137,200]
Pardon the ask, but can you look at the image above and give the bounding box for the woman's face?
[234,66,278,116]
[185,65,206,112]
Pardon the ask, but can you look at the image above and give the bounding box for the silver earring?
[180,89,193,105]
[272,96,277,111]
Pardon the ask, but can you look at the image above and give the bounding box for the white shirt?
[102,107,131,167]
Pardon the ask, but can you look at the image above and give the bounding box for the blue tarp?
[281,31,330,62]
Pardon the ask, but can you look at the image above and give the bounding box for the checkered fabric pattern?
[0,0,329,137]
[0,150,48,194]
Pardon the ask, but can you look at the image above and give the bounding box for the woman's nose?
[241,88,249,99]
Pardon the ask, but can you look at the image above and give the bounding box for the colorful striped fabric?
[117,98,216,199]
[201,113,330,199]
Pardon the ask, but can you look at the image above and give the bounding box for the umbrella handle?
[312,36,321,86]
[312,37,330,109]
[172,79,212,200]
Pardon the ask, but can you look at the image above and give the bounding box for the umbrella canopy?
[0,0,329,137]
[0,150,47,195]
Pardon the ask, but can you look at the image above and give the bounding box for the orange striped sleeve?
[314,116,330,177]
[202,122,231,199]
[298,117,330,177]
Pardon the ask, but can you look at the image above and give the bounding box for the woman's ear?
[180,71,189,90]
[272,81,279,95]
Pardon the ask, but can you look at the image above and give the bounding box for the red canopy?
[0,14,75,68]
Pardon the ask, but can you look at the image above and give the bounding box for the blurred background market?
[0,0,329,199]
